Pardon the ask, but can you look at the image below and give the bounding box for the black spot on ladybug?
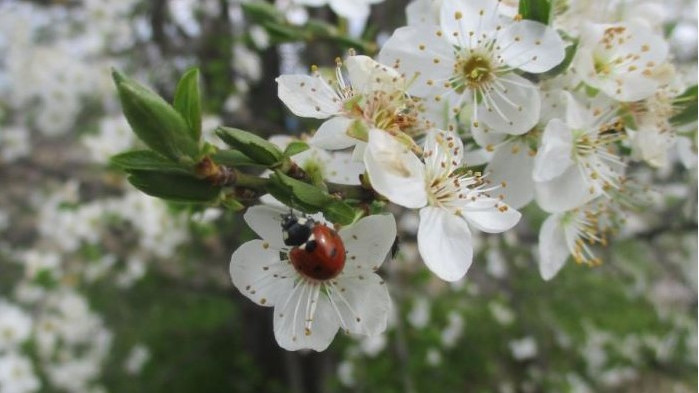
[305,240,318,252]
[330,248,337,258]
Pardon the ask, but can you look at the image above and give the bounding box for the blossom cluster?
[228,0,697,351]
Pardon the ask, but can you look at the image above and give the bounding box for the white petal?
[406,0,439,25]
[439,0,500,47]
[243,205,288,248]
[230,240,295,307]
[329,0,370,18]
[497,20,565,73]
[276,75,342,119]
[470,121,507,148]
[274,282,340,351]
[538,214,570,280]
[340,214,397,271]
[417,206,473,281]
[328,274,391,336]
[345,55,403,95]
[477,74,540,135]
[532,119,574,182]
[377,26,455,98]
[310,117,357,150]
[485,141,535,209]
[461,199,521,233]
[535,165,599,213]
[363,129,427,209]
[325,151,365,185]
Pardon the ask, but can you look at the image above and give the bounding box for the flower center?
[454,53,495,90]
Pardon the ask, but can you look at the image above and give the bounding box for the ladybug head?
[281,213,314,247]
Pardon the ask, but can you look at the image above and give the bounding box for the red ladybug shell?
[289,224,346,280]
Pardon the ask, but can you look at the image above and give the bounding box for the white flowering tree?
[0,0,696,392]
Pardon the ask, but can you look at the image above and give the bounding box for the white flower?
[276,55,424,153]
[0,352,39,393]
[378,0,565,134]
[574,21,669,102]
[230,205,395,351]
[538,203,610,281]
[0,125,30,162]
[364,128,520,281]
[0,300,32,351]
[292,0,383,19]
[509,336,538,361]
[533,93,626,213]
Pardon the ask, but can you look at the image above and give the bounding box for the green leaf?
[174,68,202,141]
[670,85,698,126]
[323,200,359,226]
[539,38,578,79]
[267,171,332,212]
[518,0,552,24]
[127,171,221,203]
[215,127,283,166]
[241,1,284,23]
[110,150,192,174]
[113,70,200,162]
[283,141,310,157]
[221,197,245,212]
[210,150,265,167]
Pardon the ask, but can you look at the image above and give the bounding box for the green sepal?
[670,85,698,126]
[323,200,360,226]
[283,141,310,157]
[127,171,221,203]
[518,0,553,24]
[173,68,202,141]
[110,150,192,174]
[215,127,283,166]
[221,197,245,212]
[112,70,200,162]
[267,171,332,212]
[211,149,266,167]
[346,120,369,142]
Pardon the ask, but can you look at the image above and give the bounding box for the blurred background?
[0,0,696,392]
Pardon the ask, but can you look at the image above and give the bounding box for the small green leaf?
[127,171,221,203]
[221,197,245,212]
[174,68,202,141]
[241,1,284,23]
[215,127,283,166]
[670,85,698,126]
[283,141,310,157]
[110,150,191,174]
[211,150,265,167]
[267,171,332,212]
[323,200,359,226]
[113,70,200,162]
[518,0,552,24]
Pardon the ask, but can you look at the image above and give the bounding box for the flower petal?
[364,129,427,208]
[535,165,599,213]
[340,214,397,272]
[485,141,535,209]
[274,282,340,351]
[310,116,357,150]
[327,273,391,336]
[276,75,342,119]
[532,119,574,182]
[477,74,540,135]
[345,55,403,95]
[538,214,570,280]
[461,199,521,233]
[325,151,365,185]
[423,129,464,176]
[243,205,288,248]
[377,26,455,98]
[439,0,500,48]
[329,0,370,18]
[417,206,473,281]
[230,240,296,307]
[497,20,565,73]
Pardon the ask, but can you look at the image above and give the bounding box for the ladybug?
[281,213,346,280]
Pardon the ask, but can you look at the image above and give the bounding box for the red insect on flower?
[281,214,346,280]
